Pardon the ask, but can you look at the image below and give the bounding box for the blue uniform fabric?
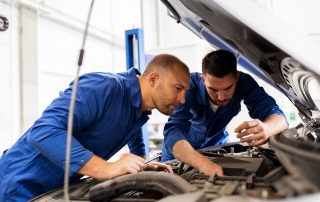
[0,68,150,201]
[162,72,286,161]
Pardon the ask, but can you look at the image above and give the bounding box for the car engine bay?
[31,126,320,202]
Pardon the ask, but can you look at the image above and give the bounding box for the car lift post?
[125,28,149,158]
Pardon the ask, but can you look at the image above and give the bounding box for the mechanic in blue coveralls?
[0,54,190,201]
[162,50,288,176]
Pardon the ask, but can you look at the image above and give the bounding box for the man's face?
[153,65,190,115]
[202,72,238,107]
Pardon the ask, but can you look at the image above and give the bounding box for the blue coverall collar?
[126,68,151,117]
[127,68,143,109]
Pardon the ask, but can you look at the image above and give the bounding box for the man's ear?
[201,74,206,82]
[148,72,159,87]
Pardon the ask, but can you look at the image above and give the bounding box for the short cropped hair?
[142,54,189,76]
[202,50,237,78]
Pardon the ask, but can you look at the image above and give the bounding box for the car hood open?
[160,0,320,189]
[161,0,320,122]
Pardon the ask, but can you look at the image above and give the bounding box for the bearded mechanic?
[162,50,288,176]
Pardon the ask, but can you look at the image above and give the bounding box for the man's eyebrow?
[174,83,186,89]
[208,82,235,91]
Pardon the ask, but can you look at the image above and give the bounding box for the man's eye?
[225,86,232,90]
[210,89,217,93]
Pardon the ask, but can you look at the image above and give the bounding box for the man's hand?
[143,161,173,173]
[77,153,145,181]
[173,140,223,176]
[235,119,270,146]
[199,161,223,176]
[235,115,288,147]
[109,153,146,177]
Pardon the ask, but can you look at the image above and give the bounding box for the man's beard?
[211,98,230,107]
[154,84,174,115]
[156,102,174,116]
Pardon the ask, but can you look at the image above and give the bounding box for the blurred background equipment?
[0,15,9,31]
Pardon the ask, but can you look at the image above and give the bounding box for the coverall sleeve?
[163,92,194,154]
[243,75,287,122]
[127,129,146,156]
[27,75,118,173]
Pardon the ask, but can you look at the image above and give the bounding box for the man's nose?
[217,91,225,101]
[177,91,186,104]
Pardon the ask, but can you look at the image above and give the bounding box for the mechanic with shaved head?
[162,50,288,176]
[0,54,190,201]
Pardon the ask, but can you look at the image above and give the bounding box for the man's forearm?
[77,155,114,180]
[172,140,223,175]
[77,153,145,181]
[265,114,288,136]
